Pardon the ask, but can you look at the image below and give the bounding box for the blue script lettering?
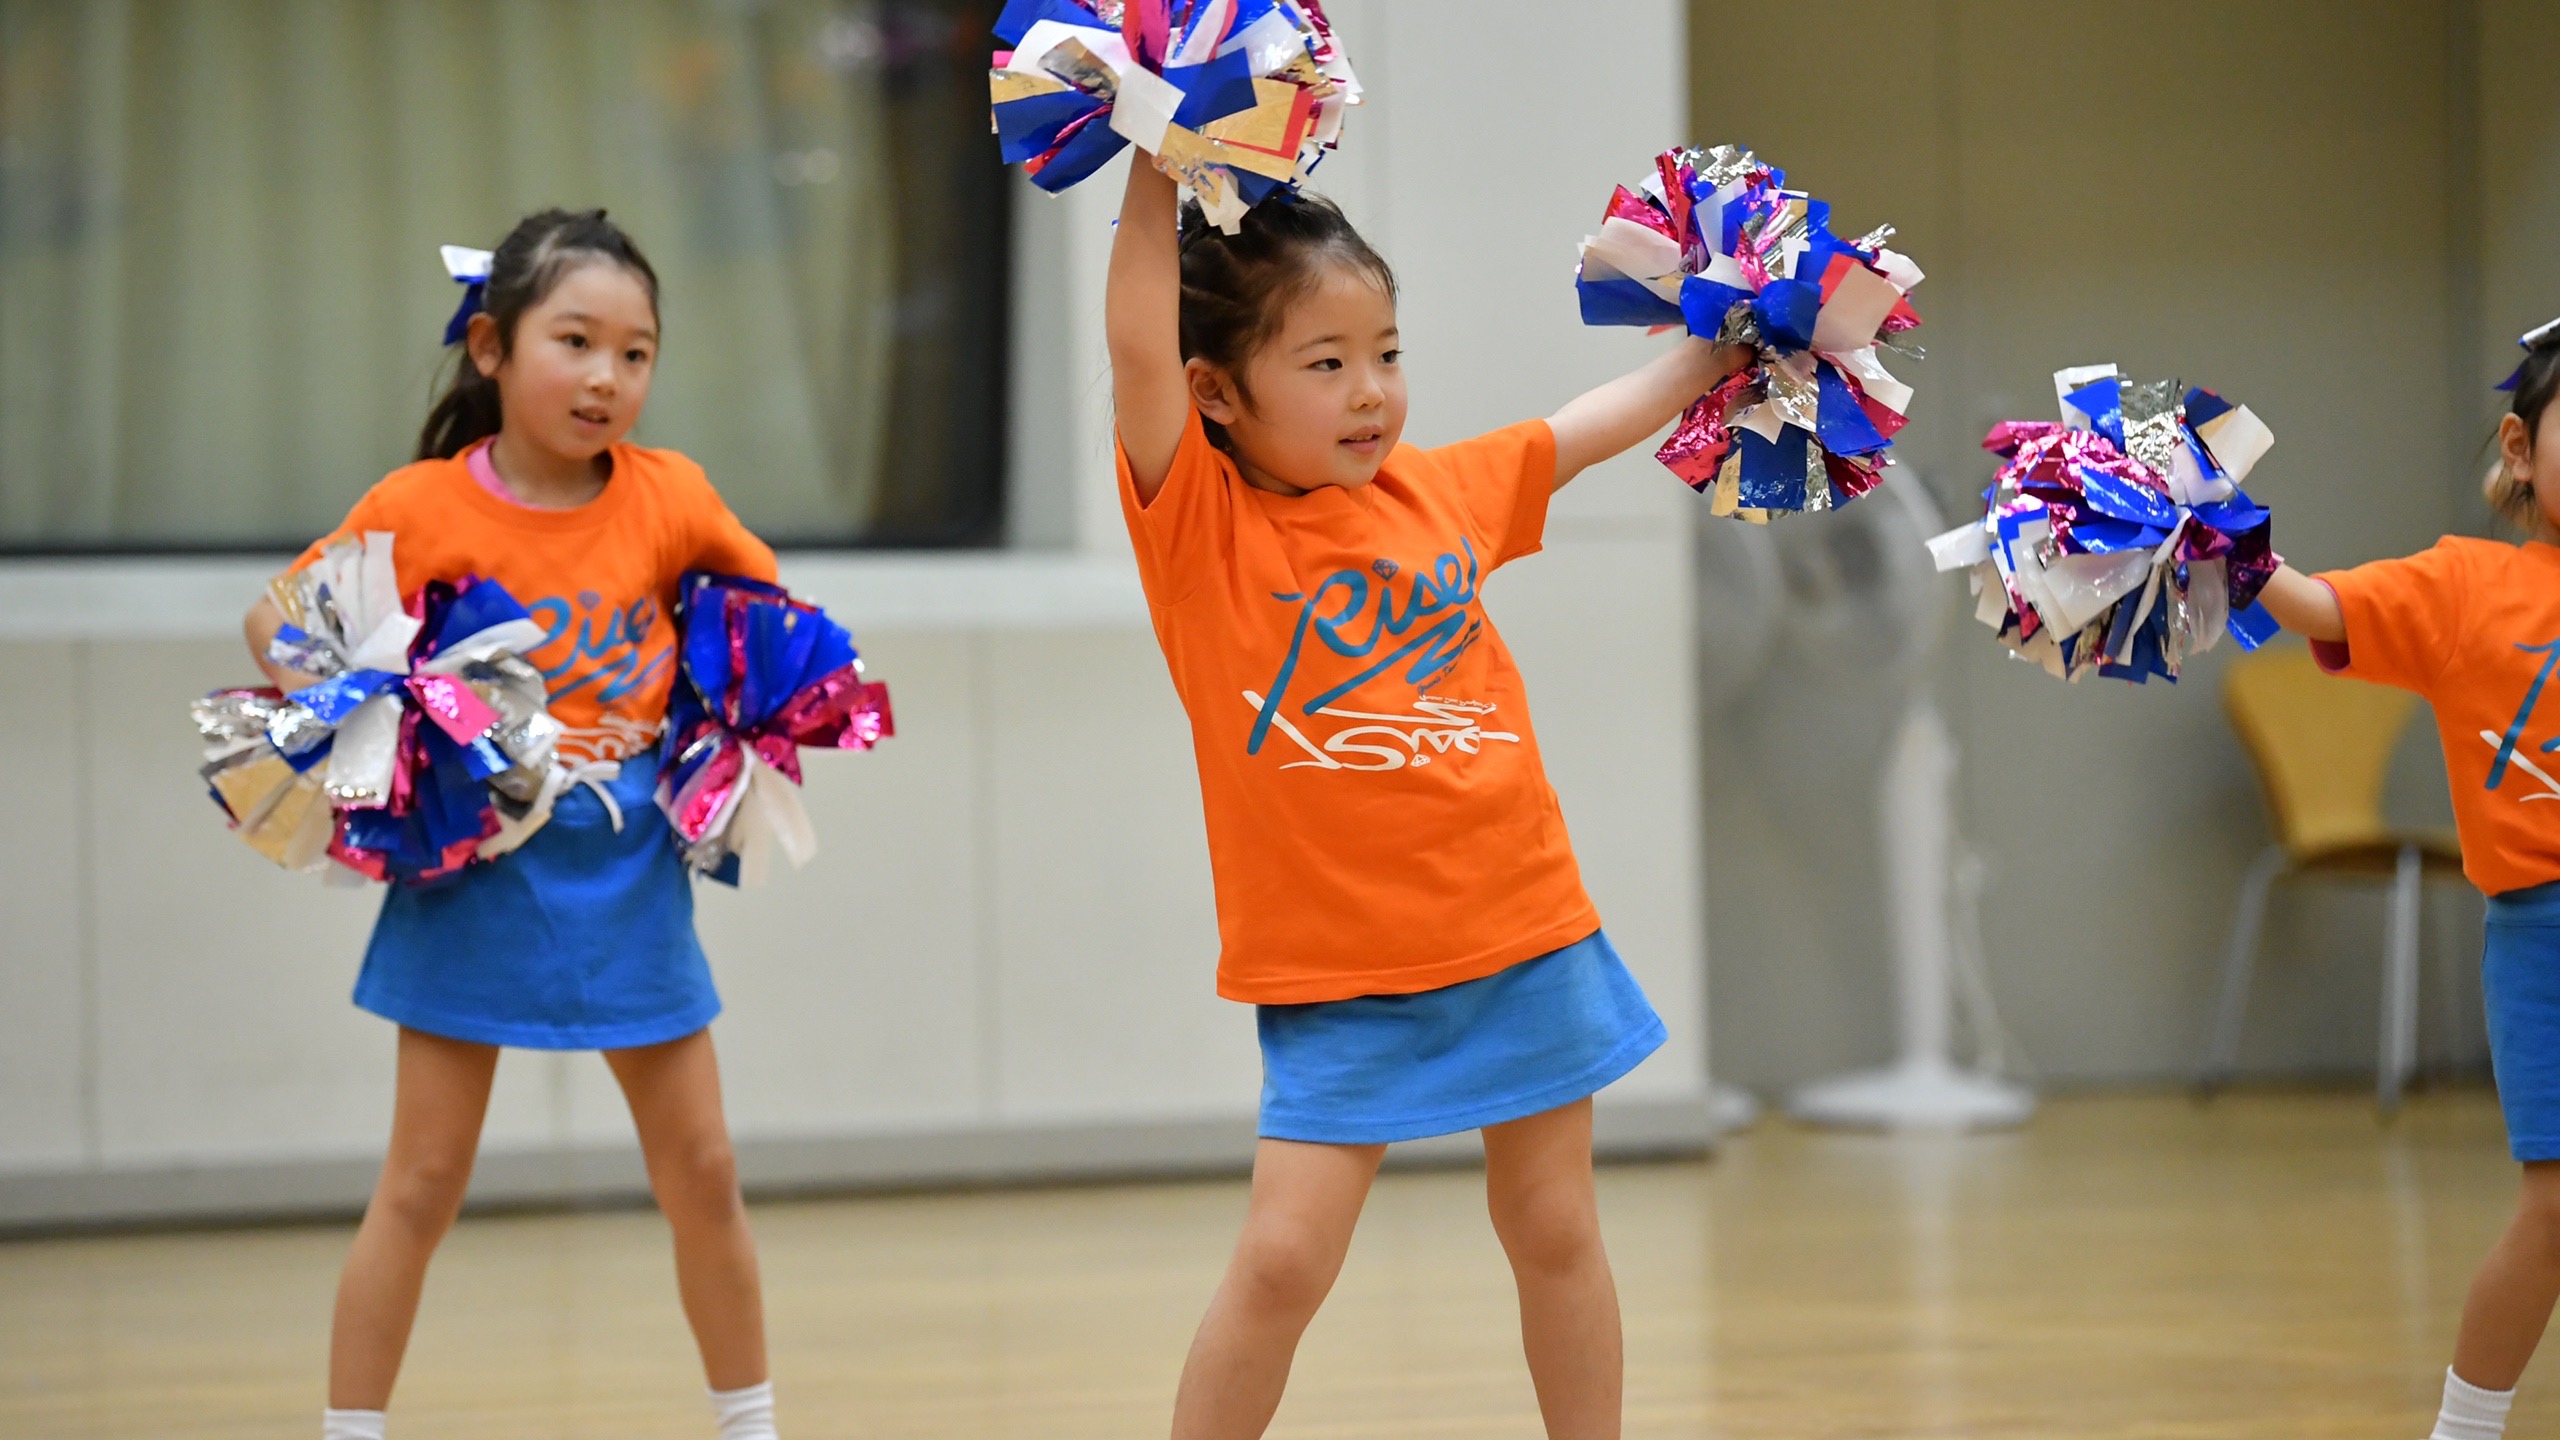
[1248,538,1485,755]
[528,594,673,706]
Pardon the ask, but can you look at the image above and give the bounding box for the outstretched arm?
[2253,563,2344,643]
[1546,337,1751,491]
[1107,160,1190,504]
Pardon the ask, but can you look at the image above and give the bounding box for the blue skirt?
[2486,880,2560,1162]
[1256,929,1667,1145]
[354,752,719,1051]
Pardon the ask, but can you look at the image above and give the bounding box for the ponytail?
[417,361,506,462]
[413,207,661,461]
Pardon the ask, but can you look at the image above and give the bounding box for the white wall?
[0,0,1709,1226]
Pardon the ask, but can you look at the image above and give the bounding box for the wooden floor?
[1,1091,2543,1438]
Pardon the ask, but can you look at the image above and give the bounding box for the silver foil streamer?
[2119,377,2183,480]
[1801,443,1833,512]
[1764,361,1821,432]
[1693,144,1760,189]
[1744,197,1811,278]
[191,691,290,748]
[1715,304,1762,351]
[1039,36,1120,98]
[266,703,333,759]
[265,631,346,681]
[456,654,564,805]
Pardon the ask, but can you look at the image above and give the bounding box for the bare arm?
[1546,337,1752,491]
[1107,160,1190,504]
[2252,563,2344,643]
[243,593,307,690]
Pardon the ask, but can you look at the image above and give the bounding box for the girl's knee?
[655,1136,744,1217]
[1489,1181,1604,1277]
[1229,1221,1343,1318]
[372,1153,473,1237]
[2519,1174,2560,1238]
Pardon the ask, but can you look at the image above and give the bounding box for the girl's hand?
[1106,160,1189,504]
[2252,563,2345,642]
[1547,337,1751,491]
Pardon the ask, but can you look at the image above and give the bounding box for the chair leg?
[2379,844,2423,1114]
[2201,846,2288,1096]
[2432,878,2465,1072]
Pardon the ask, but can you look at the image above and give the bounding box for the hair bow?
[2496,314,2560,393]
[440,245,494,346]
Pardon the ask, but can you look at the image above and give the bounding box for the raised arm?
[2253,562,2345,642]
[1547,337,1751,491]
[1108,160,1190,504]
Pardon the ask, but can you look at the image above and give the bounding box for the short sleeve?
[291,485,396,572]
[2314,538,2478,695]
[655,452,777,584]
[690,492,778,584]
[1423,420,1557,569]
[1117,407,1237,605]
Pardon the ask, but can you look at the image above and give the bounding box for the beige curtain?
[0,0,905,547]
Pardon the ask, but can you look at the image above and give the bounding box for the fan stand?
[1787,700,2035,1131]
[1709,1083,1762,1135]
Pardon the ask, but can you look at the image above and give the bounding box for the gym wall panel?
[0,642,90,1171]
[979,628,1255,1125]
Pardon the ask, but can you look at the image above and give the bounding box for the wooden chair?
[2198,644,2464,1110]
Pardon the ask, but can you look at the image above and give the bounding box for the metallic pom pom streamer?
[1926,365,2282,685]
[989,0,1359,233]
[1574,145,1923,519]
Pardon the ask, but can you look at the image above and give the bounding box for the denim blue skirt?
[353,751,719,1051]
[1256,929,1667,1145]
[2487,880,2560,1162]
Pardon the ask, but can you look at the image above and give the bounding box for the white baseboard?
[0,1097,1717,1233]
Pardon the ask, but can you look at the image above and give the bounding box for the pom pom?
[1926,365,2281,685]
[1576,145,1923,520]
[191,533,569,883]
[989,0,1359,233]
[658,573,895,888]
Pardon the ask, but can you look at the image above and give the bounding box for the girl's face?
[1188,264,1406,496]
[2499,401,2560,539]
[468,259,659,463]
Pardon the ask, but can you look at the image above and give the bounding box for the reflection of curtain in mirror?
[0,0,897,548]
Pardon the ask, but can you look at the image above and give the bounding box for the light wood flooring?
[0,1091,2542,1438]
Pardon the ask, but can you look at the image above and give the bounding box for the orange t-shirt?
[2318,537,2560,895]
[1118,409,1601,1004]
[296,441,777,765]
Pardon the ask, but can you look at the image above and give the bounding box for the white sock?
[323,1409,386,1440]
[2431,1368,2515,1440]
[710,1380,778,1440]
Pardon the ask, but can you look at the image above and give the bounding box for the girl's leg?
[2452,1161,2560,1389]
[1483,1098,1620,1440]
[1170,1138,1386,1440]
[605,1028,768,1391]
[329,1027,501,1409]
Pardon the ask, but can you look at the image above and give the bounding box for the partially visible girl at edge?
[2255,324,2560,1440]
[1107,154,1749,1440]
[243,210,784,1440]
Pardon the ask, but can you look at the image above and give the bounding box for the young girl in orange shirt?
[2256,325,2560,1440]
[244,210,783,1440]
[1108,153,1748,1438]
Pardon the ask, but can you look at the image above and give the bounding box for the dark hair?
[415,208,662,461]
[2487,339,2560,534]
[1178,190,1396,450]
